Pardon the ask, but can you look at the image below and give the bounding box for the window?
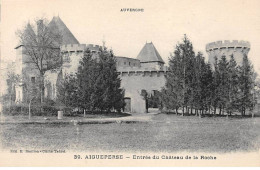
[124,62,126,65]
[129,62,131,66]
[31,77,35,84]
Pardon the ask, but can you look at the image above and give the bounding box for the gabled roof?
[48,16,79,45]
[136,42,165,63]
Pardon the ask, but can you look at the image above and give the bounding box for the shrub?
[2,102,59,116]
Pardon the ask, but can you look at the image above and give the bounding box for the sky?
[1,0,260,73]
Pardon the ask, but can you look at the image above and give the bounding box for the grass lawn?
[0,114,259,153]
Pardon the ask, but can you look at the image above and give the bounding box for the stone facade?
[14,16,168,113]
[116,56,141,68]
[53,41,168,113]
[60,44,101,76]
[119,70,167,113]
[14,16,80,103]
[116,42,168,113]
[14,45,40,103]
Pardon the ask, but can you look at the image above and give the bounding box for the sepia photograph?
[0,0,259,167]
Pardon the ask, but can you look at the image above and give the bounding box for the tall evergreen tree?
[56,73,79,110]
[192,52,213,115]
[97,48,125,112]
[218,55,230,114]
[237,54,256,116]
[193,52,204,114]
[212,56,221,114]
[161,35,196,115]
[161,37,256,117]
[161,44,184,114]
[200,61,214,114]
[226,54,239,115]
[77,49,98,111]
[77,48,125,113]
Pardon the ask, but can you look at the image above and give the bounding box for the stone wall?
[61,43,102,76]
[15,46,23,76]
[14,45,40,103]
[140,62,165,71]
[36,42,168,113]
[15,83,24,103]
[61,44,85,76]
[119,71,166,113]
[44,69,62,101]
[116,56,141,68]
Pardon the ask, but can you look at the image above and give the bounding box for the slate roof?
[136,42,165,63]
[48,16,79,45]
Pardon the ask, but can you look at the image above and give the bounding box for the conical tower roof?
[48,16,79,45]
[137,42,164,63]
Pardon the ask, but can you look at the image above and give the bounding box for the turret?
[206,40,251,66]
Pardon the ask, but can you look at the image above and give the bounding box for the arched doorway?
[124,97,131,112]
[147,90,161,113]
[148,90,161,108]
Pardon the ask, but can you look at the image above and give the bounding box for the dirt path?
[0,112,157,124]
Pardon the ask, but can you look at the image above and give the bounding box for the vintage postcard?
[0,0,260,167]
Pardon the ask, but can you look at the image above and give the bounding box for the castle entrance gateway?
[117,42,168,114]
[119,70,167,113]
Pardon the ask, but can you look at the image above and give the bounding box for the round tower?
[206,40,250,66]
[60,44,86,75]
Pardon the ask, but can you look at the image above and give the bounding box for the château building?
[14,16,253,114]
[14,16,168,113]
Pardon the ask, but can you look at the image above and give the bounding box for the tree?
[218,55,230,115]
[148,90,161,108]
[3,71,20,107]
[237,54,256,116]
[193,52,204,114]
[24,74,40,119]
[56,73,79,110]
[161,44,184,114]
[2,70,40,118]
[212,56,221,114]
[161,34,196,116]
[16,18,62,106]
[97,48,125,112]
[77,47,125,113]
[189,52,214,115]
[76,49,97,111]
[226,54,239,115]
[203,62,214,114]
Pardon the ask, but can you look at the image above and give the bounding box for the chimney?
[37,19,44,36]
